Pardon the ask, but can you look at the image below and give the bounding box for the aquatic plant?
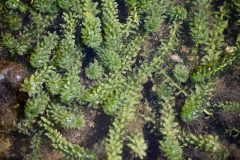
[189,0,211,46]
[0,0,239,159]
[182,132,229,159]
[180,81,215,123]
[159,102,183,160]
[214,101,240,112]
[127,132,147,159]
[191,50,239,83]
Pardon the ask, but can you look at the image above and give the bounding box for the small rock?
[0,60,28,88]
[0,60,28,134]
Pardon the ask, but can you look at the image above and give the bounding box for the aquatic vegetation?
[214,101,240,112]
[159,102,183,160]
[180,82,216,123]
[191,51,239,82]
[126,132,147,159]
[182,132,229,160]
[173,64,190,83]
[0,0,240,159]
[189,0,211,46]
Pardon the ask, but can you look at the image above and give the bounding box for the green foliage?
[24,91,50,119]
[16,119,36,135]
[1,0,237,159]
[105,106,135,160]
[57,0,75,10]
[159,102,183,160]
[127,132,147,159]
[30,32,58,68]
[173,64,190,83]
[60,66,82,102]
[52,11,81,71]
[189,0,210,45]
[137,22,180,80]
[232,0,240,15]
[85,61,104,80]
[192,51,238,82]
[168,6,187,22]
[29,11,57,38]
[112,35,143,73]
[189,2,229,65]
[47,103,85,129]
[5,0,28,12]
[122,7,140,38]
[21,66,51,96]
[87,73,141,114]
[143,0,170,32]
[124,0,137,9]
[81,0,102,49]
[45,70,63,95]
[181,82,215,123]
[1,7,56,56]
[39,117,96,159]
[190,12,209,46]
[81,12,102,49]
[25,132,44,160]
[160,70,189,96]
[215,101,240,112]
[201,5,228,65]
[99,49,122,72]
[97,35,142,74]
[2,13,22,30]
[101,0,122,48]
[32,0,57,13]
[156,82,175,102]
[182,132,229,160]
[1,32,29,55]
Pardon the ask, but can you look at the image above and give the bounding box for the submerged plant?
[0,0,239,159]
[127,132,147,159]
[173,64,190,83]
[182,132,229,160]
[181,82,215,123]
[214,101,240,112]
[159,102,183,160]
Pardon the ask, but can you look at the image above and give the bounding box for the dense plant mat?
[0,0,240,159]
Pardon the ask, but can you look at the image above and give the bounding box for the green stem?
[161,70,189,96]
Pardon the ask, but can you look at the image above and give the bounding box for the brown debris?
[0,60,28,88]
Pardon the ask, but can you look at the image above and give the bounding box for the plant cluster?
[0,0,240,159]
